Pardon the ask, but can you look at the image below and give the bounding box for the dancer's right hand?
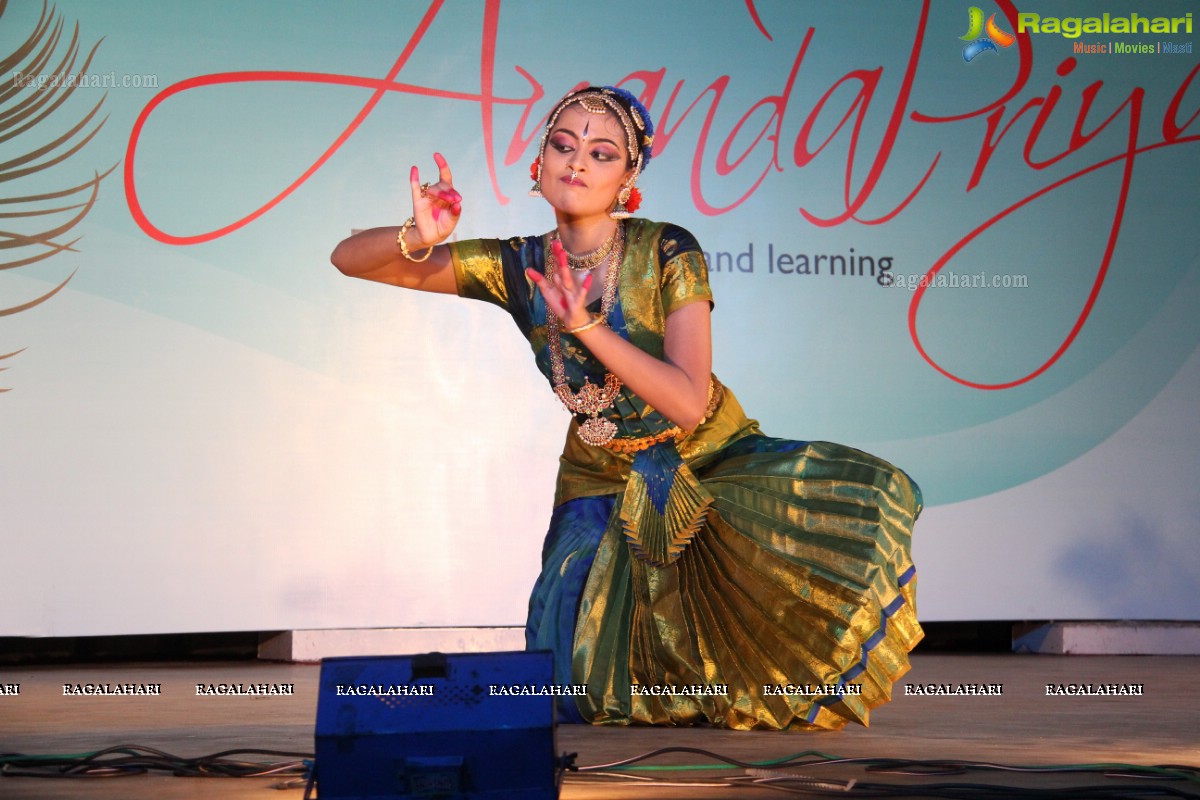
[408,152,463,254]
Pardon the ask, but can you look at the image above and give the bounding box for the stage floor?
[1,653,1197,798]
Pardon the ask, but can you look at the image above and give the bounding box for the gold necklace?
[550,227,618,272]
[546,222,624,446]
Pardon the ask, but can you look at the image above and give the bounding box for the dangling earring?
[610,184,633,219]
[529,157,543,197]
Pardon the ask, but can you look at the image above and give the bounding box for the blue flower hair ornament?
[602,85,655,170]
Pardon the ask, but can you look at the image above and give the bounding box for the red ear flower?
[625,186,642,213]
[529,158,540,181]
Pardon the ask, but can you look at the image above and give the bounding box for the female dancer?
[331,85,922,730]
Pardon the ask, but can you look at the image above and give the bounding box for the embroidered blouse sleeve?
[658,224,713,315]
[447,237,539,338]
[448,238,508,309]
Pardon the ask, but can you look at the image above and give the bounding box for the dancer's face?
[540,104,633,220]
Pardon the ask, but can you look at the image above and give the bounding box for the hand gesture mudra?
[408,152,463,251]
[526,240,595,331]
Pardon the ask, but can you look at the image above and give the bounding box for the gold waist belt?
[603,376,724,454]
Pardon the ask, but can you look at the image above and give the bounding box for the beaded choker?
[551,227,618,272]
[546,222,625,446]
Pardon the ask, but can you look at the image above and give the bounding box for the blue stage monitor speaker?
[315,650,558,800]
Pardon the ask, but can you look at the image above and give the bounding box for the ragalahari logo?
[960,6,1016,61]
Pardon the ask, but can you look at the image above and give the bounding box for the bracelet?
[397,217,434,263]
[563,314,605,335]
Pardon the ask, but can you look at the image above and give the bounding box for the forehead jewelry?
[579,96,609,115]
[533,91,645,189]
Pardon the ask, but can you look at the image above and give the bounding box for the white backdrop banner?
[2,0,1197,635]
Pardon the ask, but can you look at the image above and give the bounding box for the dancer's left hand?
[526,240,594,330]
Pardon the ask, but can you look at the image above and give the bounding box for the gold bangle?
[397,217,433,263]
[563,314,604,335]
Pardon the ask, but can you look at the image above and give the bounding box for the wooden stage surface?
[1,653,1197,798]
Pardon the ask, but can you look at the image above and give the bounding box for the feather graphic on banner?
[1,0,113,392]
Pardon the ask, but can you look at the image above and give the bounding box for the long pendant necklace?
[546,222,624,446]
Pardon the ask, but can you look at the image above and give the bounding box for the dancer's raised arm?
[330,152,462,293]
